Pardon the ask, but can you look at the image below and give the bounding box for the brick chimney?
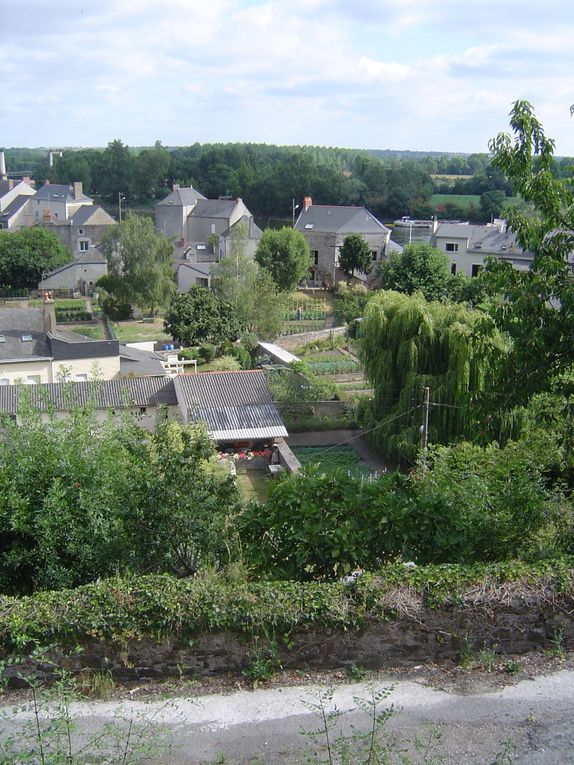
[304,196,312,212]
[43,292,57,335]
[73,181,83,200]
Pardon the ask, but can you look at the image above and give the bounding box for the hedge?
[0,559,572,651]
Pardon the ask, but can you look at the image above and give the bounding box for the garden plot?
[291,445,375,477]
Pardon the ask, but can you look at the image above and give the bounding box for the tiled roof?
[0,377,177,415]
[174,370,287,441]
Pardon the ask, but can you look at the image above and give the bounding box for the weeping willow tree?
[359,291,508,462]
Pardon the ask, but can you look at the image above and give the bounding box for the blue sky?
[2,0,574,154]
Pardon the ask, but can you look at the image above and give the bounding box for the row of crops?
[280,321,325,335]
[291,445,373,476]
[306,358,360,375]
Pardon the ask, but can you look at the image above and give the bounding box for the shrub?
[198,342,217,362]
[178,347,198,361]
[209,355,241,371]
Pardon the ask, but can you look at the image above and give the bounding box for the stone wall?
[4,593,573,686]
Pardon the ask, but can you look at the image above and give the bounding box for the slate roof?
[70,205,115,226]
[432,222,534,258]
[174,370,288,441]
[119,345,167,377]
[189,199,238,219]
[295,205,389,235]
[156,187,207,207]
[0,308,49,360]
[34,184,92,204]
[0,194,32,223]
[0,377,177,415]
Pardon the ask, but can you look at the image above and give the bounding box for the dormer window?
[305,223,314,229]
[21,334,33,342]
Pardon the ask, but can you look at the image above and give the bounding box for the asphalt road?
[2,670,574,764]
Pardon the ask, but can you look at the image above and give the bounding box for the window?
[445,242,459,252]
[79,240,89,252]
[21,334,33,342]
[210,224,216,234]
[371,251,377,262]
[450,263,457,275]
[26,376,41,385]
[471,264,483,277]
[305,223,314,229]
[0,335,5,343]
[75,374,88,382]
[311,250,319,265]
[78,228,84,235]
[0,378,9,386]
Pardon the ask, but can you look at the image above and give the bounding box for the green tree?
[0,228,71,289]
[484,100,574,405]
[255,227,311,291]
[100,215,175,315]
[377,242,453,301]
[99,139,134,201]
[211,225,283,339]
[479,189,506,221]
[164,285,240,347]
[359,290,506,462]
[338,233,373,277]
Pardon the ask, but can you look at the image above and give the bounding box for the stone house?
[294,197,400,287]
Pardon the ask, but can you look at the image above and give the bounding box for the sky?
[2,0,574,155]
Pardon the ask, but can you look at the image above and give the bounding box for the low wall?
[4,593,572,686]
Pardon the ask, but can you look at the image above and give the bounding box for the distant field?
[431,174,473,181]
[431,194,520,208]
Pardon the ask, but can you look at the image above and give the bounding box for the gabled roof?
[189,199,238,219]
[70,205,115,226]
[174,370,287,441]
[156,187,207,207]
[295,205,389,235]
[119,345,167,377]
[221,214,263,240]
[34,184,92,204]
[0,194,32,222]
[0,377,177,415]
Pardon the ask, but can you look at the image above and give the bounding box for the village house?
[430,219,536,276]
[155,185,262,292]
[0,298,165,385]
[294,197,401,287]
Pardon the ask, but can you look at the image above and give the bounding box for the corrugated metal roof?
[0,377,177,414]
[174,370,287,441]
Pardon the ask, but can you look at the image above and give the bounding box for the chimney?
[0,149,6,180]
[304,196,312,212]
[73,181,83,200]
[43,292,57,335]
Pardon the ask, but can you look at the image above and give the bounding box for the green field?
[431,194,520,208]
[67,323,106,340]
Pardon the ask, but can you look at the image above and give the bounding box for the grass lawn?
[236,469,270,504]
[66,323,106,340]
[112,318,171,344]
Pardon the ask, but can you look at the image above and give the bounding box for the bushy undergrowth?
[0,559,572,651]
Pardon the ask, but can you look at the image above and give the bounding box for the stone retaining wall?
[278,327,346,351]
[4,594,572,686]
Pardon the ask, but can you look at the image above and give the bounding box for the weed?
[348,663,369,682]
[546,627,565,659]
[504,659,522,675]
[477,647,498,672]
[458,638,475,669]
[493,738,516,764]
[243,634,281,687]
[76,669,116,699]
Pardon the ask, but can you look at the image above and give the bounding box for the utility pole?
[421,386,430,453]
[292,199,299,227]
[118,192,125,222]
